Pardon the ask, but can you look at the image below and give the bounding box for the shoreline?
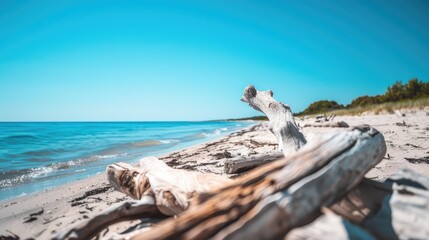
[0,121,256,202]
[0,122,267,239]
[0,121,259,203]
[1,110,429,239]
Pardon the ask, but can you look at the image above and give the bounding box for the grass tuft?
[322,98,429,116]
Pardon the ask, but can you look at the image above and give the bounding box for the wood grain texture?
[241,85,306,154]
[286,211,376,240]
[303,121,349,128]
[224,151,284,174]
[54,157,233,240]
[329,178,392,223]
[362,169,429,240]
[128,125,386,240]
[52,196,162,240]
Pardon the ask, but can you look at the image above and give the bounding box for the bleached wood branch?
[126,125,386,240]
[224,151,284,174]
[106,157,232,216]
[303,121,349,128]
[241,85,306,154]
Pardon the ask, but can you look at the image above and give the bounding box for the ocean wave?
[129,140,164,147]
[21,148,68,157]
[0,122,252,200]
[3,148,68,162]
[48,152,128,170]
[159,139,180,144]
[0,137,186,189]
[2,134,39,140]
[1,134,40,144]
[0,166,54,188]
[208,127,229,136]
[95,154,123,159]
[0,153,126,188]
[27,157,52,163]
[92,140,168,157]
[183,133,208,140]
[115,139,180,149]
[181,127,229,140]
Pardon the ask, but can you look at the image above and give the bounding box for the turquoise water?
[0,121,253,201]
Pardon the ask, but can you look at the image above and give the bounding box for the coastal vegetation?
[297,100,345,115]
[233,78,429,120]
[297,78,429,116]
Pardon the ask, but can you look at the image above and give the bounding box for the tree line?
[297,78,429,115]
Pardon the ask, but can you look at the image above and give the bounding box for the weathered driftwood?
[53,84,404,239]
[125,125,386,240]
[286,211,376,240]
[231,85,307,173]
[302,113,349,128]
[227,86,347,174]
[107,157,232,216]
[395,109,405,117]
[297,169,429,240]
[315,114,337,123]
[52,196,163,240]
[54,157,231,240]
[224,151,284,174]
[362,169,429,240]
[329,178,391,223]
[241,85,306,154]
[303,121,349,128]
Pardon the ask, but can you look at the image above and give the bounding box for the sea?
[0,121,254,201]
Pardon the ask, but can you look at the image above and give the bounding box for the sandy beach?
[1,109,429,239]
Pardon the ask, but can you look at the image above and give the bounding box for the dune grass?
[226,98,429,121]
[322,97,429,116]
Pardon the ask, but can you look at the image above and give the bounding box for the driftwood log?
[53,157,231,240]
[52,196,164,240]
[107,157,231,216]
[241,85,306,154]
[223,85,308,174]
[286,210,377,240]
[53,85,396,240]
[125,125,386,239]
[303,121,349,128]
[54,125,385,240]
[224,151,284,174]
[302,114,349,128]
[288,169,429,239]
[225,85,349,175]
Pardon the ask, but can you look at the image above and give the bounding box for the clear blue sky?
[1,0,428,121]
